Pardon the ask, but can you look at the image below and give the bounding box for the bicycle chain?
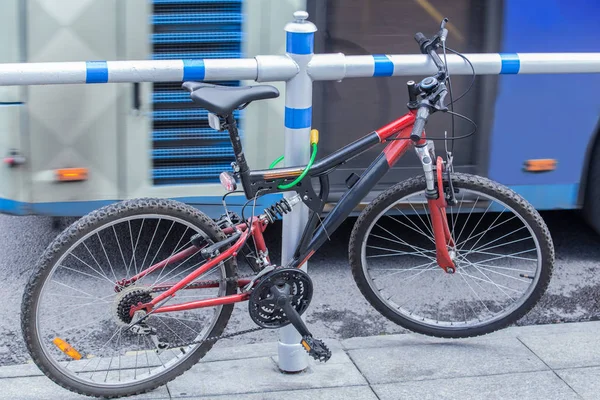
[144,271,265,350]
[162,325,265,351]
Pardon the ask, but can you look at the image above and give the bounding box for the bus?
[1,0,599,231]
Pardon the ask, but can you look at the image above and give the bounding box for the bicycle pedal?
[300,336,332,362]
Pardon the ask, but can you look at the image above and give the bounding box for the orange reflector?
[301,339,311,351]
[52,338,82,360]
[55,167,88,182]
[524,159,557,172]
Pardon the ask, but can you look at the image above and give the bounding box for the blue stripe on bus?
[284,106,312,129]
[500,53,520,74]
[286,32,314,55]
[372,55,394,77]
[507,183,578,210]
[0,194,282,218]
[85,61,109,83]
[182,59,205,80]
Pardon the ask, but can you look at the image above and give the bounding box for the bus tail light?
[55,167,88,182]
[523,159,557,172]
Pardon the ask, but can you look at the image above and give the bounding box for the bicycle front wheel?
[21,198,237,398]
[349,173,554,338]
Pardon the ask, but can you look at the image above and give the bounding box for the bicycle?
[21,20,554,398]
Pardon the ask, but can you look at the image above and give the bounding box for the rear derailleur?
[128,321,170,354]
[248,267,332,362]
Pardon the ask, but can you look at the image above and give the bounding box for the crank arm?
[270,285,331,362]
[271,285,312,337]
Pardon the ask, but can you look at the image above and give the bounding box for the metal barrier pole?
[277,10,316,373]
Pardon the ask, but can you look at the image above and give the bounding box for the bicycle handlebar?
[414,32,445,73]
[410,105,430,141]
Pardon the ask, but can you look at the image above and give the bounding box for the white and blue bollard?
[278,10,317,373]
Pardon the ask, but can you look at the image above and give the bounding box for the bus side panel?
[26,0,121,210]
[487,0,600,210]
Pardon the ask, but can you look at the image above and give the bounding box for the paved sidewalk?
[2,321,600,399]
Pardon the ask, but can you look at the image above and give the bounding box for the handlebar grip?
[414,32,428,54]
[410,106,430,141]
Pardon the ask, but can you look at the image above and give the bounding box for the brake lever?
[430,84,448,112]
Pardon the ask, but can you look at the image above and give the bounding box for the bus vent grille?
[151,0,242,185]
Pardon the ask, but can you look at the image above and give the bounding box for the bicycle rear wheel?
[21,198,237,398]
[349,173,554,338]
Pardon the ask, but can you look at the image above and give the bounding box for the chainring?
[248,268,313,329]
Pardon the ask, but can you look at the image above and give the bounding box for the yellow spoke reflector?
[52,338,82,360]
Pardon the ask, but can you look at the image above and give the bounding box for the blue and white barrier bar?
[1,53,600,86]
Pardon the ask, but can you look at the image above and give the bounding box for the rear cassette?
[248,268,313,328]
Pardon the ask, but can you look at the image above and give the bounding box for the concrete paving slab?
[372,370,579,400]
[206,338,342,363]
[517,330,600,369]
[503,321,600,337]
[0,362,42,379]
[168,351,367,398]
[556,366,600,400]
[341,321,600,351]
[347,336,548,384]
[0,376,170,400]
[191,386,378,400]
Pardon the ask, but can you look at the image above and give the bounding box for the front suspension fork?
[414,141,455,273]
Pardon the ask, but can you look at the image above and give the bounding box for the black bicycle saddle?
[182,82,280,115]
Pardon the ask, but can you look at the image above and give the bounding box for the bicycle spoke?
[57,264,114,284]
[408,202,434,238]
[454,195,480,245]
[456,201,493,253]
[468,262,517,301]
[463,248,537,263]
[374,222,435,259]
[449,273,478,322]
[463,248,537,267]
[369,233,434,254]
[83,241,117,283]
[67,253,113,284]
[390,208,436,245]
[140,219,162,271]
[458,206,506,253]
[131,219,146,276]
[456,215,517,250]
[149,232,191,287]
[466,232,530,256]
[372,260,437,280]
[457,270,522,294]
[366,244,435,259]
[466,262,532,284]
[450,190,465,244]
[145,220,176,277]
[50,280,111,303]
[113,224,129,275]
[457,269,492,317]
[97,233,118,283]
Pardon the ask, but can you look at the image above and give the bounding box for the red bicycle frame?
[127,110,455,317]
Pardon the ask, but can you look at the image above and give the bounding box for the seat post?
[224,114,252,195]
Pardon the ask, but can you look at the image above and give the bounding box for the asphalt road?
[1,210,600,366]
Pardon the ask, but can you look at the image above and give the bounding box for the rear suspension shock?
[263,194,302,223]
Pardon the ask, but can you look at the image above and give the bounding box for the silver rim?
[361,186,542,330]
[35,214,228,388]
